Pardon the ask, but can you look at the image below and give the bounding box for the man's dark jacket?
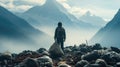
[54,27,66,43]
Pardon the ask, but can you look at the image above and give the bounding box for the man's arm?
[63,29,66,41]
[54,28,57,40]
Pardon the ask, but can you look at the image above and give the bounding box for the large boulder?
[49,42,64,58]
[81,50,101,62]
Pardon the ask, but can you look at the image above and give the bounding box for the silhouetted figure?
[54,22,66,51]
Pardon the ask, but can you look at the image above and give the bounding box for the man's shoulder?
[61,27,65,30]
[56,27,65,31]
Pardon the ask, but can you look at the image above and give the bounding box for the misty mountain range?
[90,9,120,47]
[17,0,98,30]
[0,0,120,52]
[16,0,103,46]
[16,0,102,45]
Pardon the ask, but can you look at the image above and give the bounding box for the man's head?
[58,22,62,27]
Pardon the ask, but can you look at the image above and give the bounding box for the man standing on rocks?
[54,22,66,51]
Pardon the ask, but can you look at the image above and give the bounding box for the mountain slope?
[0,6,52,52]
[0,6,46,39]
[90,9,120,47]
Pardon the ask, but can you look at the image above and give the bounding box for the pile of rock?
[0,43,120,67]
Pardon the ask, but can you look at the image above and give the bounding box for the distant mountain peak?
[42,0,57,7]
[24,0,60,14]
[24,0,67,21]
[80,11,106,27]
[84,11,96,17]
[85,11,92,16]
[45,0,56,3]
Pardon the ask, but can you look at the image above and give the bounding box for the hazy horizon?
[0,0,119,53]
[0,0,119,21]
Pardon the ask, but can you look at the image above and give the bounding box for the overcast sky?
[0,0,120,21]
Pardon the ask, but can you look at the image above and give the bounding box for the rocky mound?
[0,43,120,67]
